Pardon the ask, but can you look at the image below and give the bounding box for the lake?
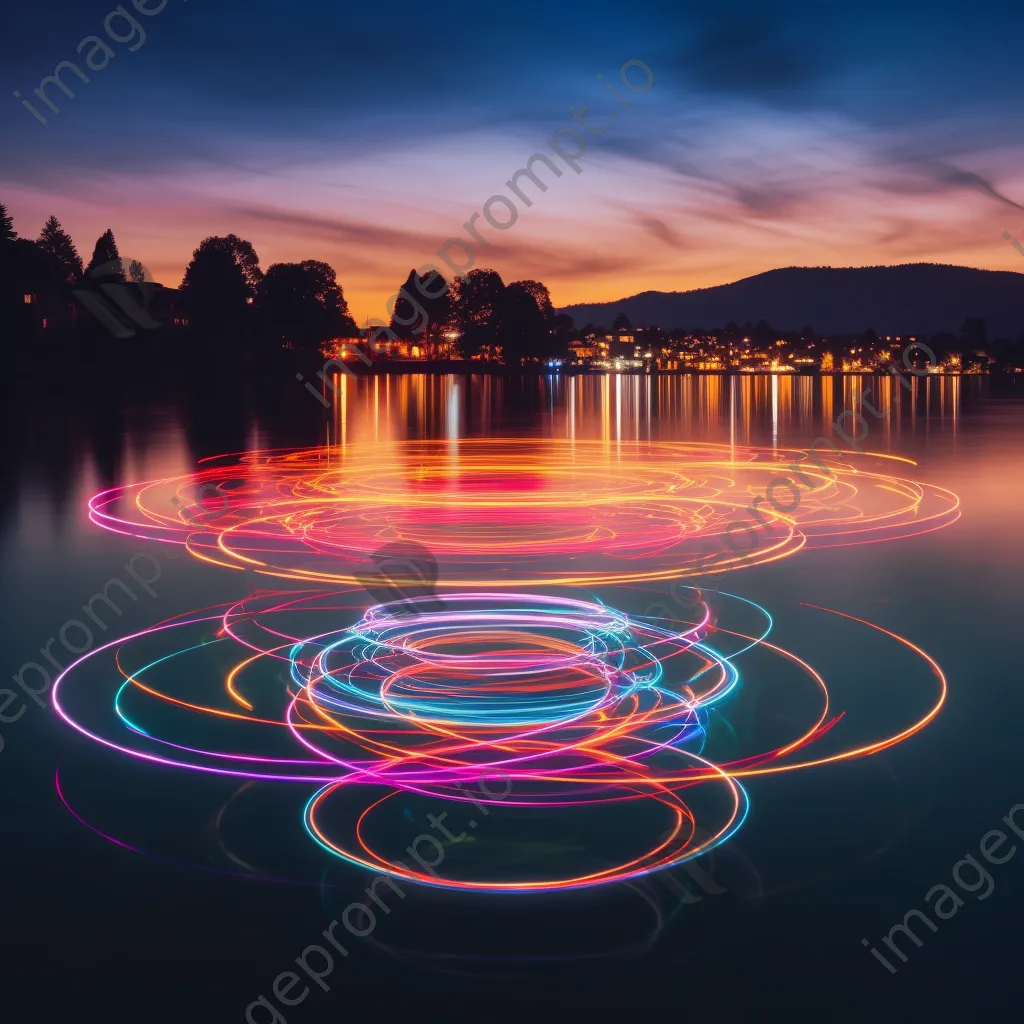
[1,368,1021,1020]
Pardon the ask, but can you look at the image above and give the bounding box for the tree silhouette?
[256,260,356,352]
[450,269,506,357]
[0,238,61,326]
[86,229,125,282]
[612,311,632,332]
[0,203,15,243]
[388,268,452,350]
[960,317,986,351]
[222,234,263,291]
[515,280,555,323]
[128,260,146,284]
[181,235,262,335]
[499,281,547,362]
[988,335,1024,372]
[37,216,82,284]
[751,319,776,348]
[427,271,561,361]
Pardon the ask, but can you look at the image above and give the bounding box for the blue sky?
[3,0,1024,318]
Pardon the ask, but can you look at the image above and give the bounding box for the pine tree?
[86,228,125,282]
[37,215,83,283]
[0,202,15,243]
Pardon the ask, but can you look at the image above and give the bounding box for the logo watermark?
[72,257,163,338]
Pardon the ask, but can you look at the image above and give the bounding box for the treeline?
[0,205,133,326]
[386,267,572,360]
[7,199,1019,371]
[0,202,570,362]
[0,204,361,355]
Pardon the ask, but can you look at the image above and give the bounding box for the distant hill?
[558,264,1024,337]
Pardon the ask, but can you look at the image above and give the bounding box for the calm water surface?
[1,371,1021,1020]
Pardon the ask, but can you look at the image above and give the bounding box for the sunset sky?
[4,0,1024,324]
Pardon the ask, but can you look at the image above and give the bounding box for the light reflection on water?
[0,370,1023,1007]
[323,372,969,454]
[0,373,996,556]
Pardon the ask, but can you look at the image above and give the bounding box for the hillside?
[558,264,1024,337]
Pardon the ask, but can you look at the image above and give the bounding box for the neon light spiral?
[58,437,957,890]
[86,439,960,586]
[53,583,946,892]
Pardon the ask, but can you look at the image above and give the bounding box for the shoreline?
[341,360,985,377]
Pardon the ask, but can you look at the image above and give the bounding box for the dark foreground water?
[1,368,1022,1022]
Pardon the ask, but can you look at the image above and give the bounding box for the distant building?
[569,336,609,360]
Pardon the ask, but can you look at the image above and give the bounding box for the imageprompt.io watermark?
[244,771,514,1024]
[73,257,165,338]
[297,57,655,407]
[13,0,187,127]
[862,801,1024,974]
[2,550,166,752]
[1,482,233,752]
[243,540,742,1022]
[685,342,939,576]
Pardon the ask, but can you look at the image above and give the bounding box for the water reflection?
[323,373,973,454]
[0,370,987,549]
[4,366,1023,1010]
